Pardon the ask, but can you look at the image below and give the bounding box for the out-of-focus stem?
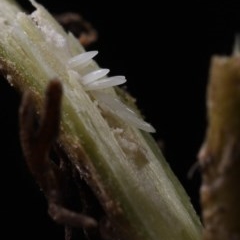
[199,55,240,240]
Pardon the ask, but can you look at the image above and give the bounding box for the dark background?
[0,1,239,239]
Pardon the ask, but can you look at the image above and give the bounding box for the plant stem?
[0,0,201,239]
[199,55,240,240]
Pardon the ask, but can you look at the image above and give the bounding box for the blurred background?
[0,0,239,239]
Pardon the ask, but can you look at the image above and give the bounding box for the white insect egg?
[67,51,98,69]
[84,76,126,90]
[82,69,110,85]
[92,91,156,133]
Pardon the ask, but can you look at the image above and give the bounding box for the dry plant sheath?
[0,0,202,239]
[55,12,98,47]
[19,80,98,231]
[199,53,240,240]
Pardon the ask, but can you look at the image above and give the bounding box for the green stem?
[0,0,201,239]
